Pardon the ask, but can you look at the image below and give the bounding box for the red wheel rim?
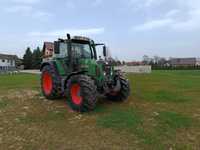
[70,84,83,105]
[42,72,53,95]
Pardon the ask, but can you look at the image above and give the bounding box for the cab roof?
[72,36,91,42]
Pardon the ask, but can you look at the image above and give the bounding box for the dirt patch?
[0,89,141,150]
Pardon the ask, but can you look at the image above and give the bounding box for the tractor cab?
[53,35,96,59]
[53,35,110,61]
[52,34,111,78]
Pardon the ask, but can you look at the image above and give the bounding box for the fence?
[115,65,152,73]
[152,65,200,70]
[0,66,18,74]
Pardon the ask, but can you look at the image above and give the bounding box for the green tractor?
[41,34,130,112]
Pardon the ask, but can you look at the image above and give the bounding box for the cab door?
[54,41,71,75]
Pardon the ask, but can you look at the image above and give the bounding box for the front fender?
[63,71,88,89]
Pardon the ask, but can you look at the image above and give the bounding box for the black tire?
[106,77,130,101]
[66,75,98,112]
[41,65,62,100]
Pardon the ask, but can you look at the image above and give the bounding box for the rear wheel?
[66,75,97,112]
[41,65,62,100]
[106,77,130,101]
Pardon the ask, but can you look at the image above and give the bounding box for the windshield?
[71,43,92,59]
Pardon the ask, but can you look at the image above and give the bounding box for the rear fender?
[40,62,60,75]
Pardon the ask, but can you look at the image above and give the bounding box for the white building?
[0,54,17,71]
[196,58,200,66]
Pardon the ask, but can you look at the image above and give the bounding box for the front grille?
[104,65,111,75]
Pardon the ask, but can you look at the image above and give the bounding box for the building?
[170,58,198,67]
[43,42,54,58]
[126,61,145,66]
[196,58,200,66]
[0,54,18,71]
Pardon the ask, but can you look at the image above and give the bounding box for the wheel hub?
[43,72,53,95]
[70,84,83,105]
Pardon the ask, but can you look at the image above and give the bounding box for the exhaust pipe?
[67,33,71,40]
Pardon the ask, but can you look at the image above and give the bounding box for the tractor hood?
[79,59,98,73]
[79,59,104,82]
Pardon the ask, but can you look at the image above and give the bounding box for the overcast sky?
[0,0,200,60]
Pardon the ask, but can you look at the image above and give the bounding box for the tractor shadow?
[38,92,118,114]
[92,95,123,113]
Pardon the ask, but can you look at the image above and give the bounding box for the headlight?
[111,71,113,76]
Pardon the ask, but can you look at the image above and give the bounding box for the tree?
[15,58,23,68]
[32,47,42,69]
[142,55,150,65]
[158,57,167,66]
[23,47,33,69]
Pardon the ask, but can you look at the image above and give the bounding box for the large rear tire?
[66,75,98,112]
[106,77,130,101]
[41,65,62,100]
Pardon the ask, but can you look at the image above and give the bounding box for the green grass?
[0,99,10,109]
[96,108,165,149]
[96,70,200,149]
[142,90,190,102]
[17,110,67,124]
[97,109,142,129]
[0,73,40,91]
[156,111,192,129]
[0,71,200,149]
[130,70,200,103]
[96,109,193,149]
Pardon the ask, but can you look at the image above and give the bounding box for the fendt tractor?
[40,34,130,112]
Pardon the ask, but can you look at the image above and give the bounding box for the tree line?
[23,47,43,69]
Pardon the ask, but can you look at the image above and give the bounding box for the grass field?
[0,71,200,150]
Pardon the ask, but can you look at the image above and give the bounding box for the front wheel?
[106,77,130,101]
[41,65,62,100]
[66,75,98,112]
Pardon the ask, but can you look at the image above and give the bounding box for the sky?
[0,0,200,61]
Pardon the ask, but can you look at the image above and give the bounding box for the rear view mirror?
[103,46,107,57]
